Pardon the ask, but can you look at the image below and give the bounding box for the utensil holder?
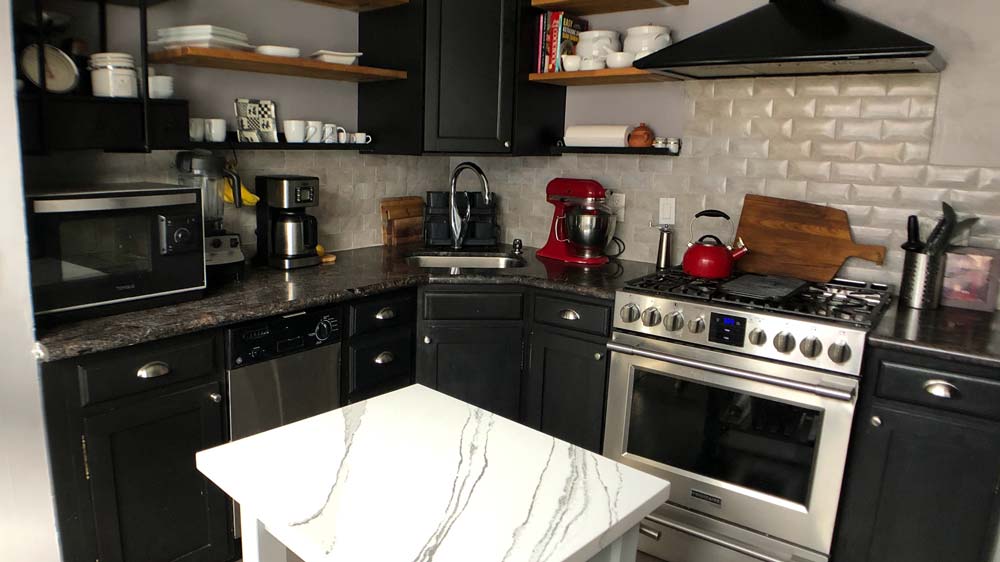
[899,251,945,309]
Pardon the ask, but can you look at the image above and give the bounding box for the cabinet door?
[834,403,1000,562]
[416,324,523,419]
[83,382,231,562]
[525,330,609,452]
[424,0,516,153]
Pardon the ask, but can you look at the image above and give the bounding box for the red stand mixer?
[537,178,617,266]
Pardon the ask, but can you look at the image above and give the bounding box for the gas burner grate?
[625,270,892,328]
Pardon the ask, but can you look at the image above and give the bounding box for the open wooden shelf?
[530,0,687,15]
[529,67,675,86]
[296,0,409,11]
[150,48,407,83]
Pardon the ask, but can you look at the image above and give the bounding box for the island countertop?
[196,385,671,562]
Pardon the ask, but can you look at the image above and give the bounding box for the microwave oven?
[27,183,206,320]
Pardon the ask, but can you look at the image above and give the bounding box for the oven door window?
[33,215,153,286]
[627,368,820,505]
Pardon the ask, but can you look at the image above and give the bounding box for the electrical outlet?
[659,197,676,225]
[610,192,626,213]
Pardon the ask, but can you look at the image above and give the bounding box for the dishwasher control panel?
[227,306,342,369]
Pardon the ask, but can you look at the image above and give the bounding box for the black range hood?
[634,0,944,79]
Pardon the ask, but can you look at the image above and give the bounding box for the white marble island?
[196,385,670,562]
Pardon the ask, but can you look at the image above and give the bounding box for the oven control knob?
[828,341,853,364]
[641,307,663,327]
[664,312,685,332]
[688,316,706,334]
[773,332,796,354]
[748,329,767,346]
[314,319,333,342]
[799,337,823,359]
[620,303,641,323]
[174,227,192,245]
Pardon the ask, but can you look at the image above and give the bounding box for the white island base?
[198,385,669,562]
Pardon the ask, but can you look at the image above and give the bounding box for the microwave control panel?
[158,214,202,256]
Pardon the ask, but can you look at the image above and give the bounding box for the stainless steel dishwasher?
[226,306,342,536]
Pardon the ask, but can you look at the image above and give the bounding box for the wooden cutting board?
[380,196,424,246]
[735,194,886,282]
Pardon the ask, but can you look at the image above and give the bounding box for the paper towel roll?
[564,125,633,148]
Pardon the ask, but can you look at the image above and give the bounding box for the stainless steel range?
[603,270,891,562]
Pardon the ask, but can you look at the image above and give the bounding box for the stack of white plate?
[151,25,253,51]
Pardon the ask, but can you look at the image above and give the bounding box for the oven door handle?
[643,515,785,562]
[33,193,198,214]
[607,341,855,402]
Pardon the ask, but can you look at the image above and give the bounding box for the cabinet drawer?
[350,292,416,336]
[533,294,610,337]
[423,291,523,321]
[347,328,414,398]
[876,360,1000,420]
[76,333,222,406]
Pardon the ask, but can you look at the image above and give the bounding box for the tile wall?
[454,74,1000,286]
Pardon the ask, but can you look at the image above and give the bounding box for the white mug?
[283,120,312,143]
[306,120,323,143]
[580,57,606,71]
[323,123,347,143]
[189,118,205,142]
[561,54,582,72]
[352,132,373,145]
[337,129,349,144]
[204,118,227,143]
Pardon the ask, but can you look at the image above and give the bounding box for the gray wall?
[0,0,61,559]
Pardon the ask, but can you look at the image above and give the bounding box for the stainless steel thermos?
[656,226,672,270]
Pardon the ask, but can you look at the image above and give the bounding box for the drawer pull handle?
[923,380,959,399]
[639,525,661,541]
[560,309,581,321]
[137,361,170,379]
[374,351,395,365]
[209,393,223,404]
[375,307,396,321]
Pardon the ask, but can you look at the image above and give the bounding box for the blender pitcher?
[176,151,242,236]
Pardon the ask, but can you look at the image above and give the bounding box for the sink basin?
[406,253,526,269]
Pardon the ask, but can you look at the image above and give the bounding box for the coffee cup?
[284,120,314,143]
[323,123,347,143]
[204,118,227,143]
[561,55,582,72]
[580,57,605,71]
[352,132,373,145]
[337,129,349,144]
[148,75,173,99]
[306,120,323,143]
[189,118,205,142]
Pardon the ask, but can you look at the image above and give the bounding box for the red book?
[545,10,564,73]
[536,13,546,73]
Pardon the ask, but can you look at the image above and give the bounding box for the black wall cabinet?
[833,348,1000,562]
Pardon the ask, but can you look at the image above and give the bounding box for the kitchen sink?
[406,253,527,269]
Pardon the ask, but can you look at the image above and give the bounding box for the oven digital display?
[709,313,746,347]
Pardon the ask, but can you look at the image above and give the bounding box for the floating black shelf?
[551,146,678,156]
[187,133,372,151]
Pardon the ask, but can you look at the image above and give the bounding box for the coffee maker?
[254,175,321,270]
[536,178,617,266]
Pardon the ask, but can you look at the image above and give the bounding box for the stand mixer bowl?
[565,204,616,258]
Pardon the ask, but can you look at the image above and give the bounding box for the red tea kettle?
[682,210,749,279]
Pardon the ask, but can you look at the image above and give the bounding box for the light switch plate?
[659,197,676,225]
[610,192,626,213]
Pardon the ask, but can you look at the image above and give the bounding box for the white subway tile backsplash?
[754,77,796,97]
[792,118,838,140]
[882,119,934,141]
[829,203,874,224]
[789,160,832,180]
[908,96,937,118]
[902,142,931,163]
[898,186,948,207]
[841,75,888,96]
[851,184,898,202]
[860,97,911,119]
[774,98,817,118]
[876,163,927,184]
[730,138,770,158]
[813,141,857,161]
[925,165,980,188]
[671,157,711,176]
[748,159,789,178]
[851,226,894,246]
[708,156,749,177]
[871,206,919,225]
[685,81,715,98]
[837,119,883,141]
[713,118,753,137]
[725,176,766,195]
[751,118,794,138]
[886,74,940,97]
[769,139,813,159]
[980,168,1000,190]
[817,96,861,118]
[638,157,673,173]
[806,181,851,201]
[832,162,877,183]
[949,190,1000,214]
[695,98,735,118]
[684,115,714,137]
[714,78,755,98]
[685,136,730,157]
[607,155,640,173]
[796,76,840,97]
[856,142,905,163]
[733,99,775,118]
[689,175,728,193]
[765,179,808,199]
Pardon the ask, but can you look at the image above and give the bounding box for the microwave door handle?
[606,341,854,402]
[32,193,198,214]
[643,515,785,562]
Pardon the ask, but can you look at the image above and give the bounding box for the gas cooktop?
[625,269,892,329]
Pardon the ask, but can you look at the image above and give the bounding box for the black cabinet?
[360,0,565,155]
[342,290,417,404]
[41,332,233,562]
[525,329,609,452]
[834,349,1000,562]
[84,382,230,562]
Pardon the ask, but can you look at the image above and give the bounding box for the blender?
[176,151,246,286]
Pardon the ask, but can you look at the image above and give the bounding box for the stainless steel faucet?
[448,162,491,250]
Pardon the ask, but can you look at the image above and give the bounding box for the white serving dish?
[149,37,254,51]
[310,50,362,65]
[255,45,301,58]
[158,25,248,42]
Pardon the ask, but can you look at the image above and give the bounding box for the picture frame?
[941,247,1000,311]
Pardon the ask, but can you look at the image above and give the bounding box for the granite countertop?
[196,385,671,562]
[869,303,1000,370]
[37,245,654,362]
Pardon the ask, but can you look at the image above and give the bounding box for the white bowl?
[606,52,636,69]
[148,75,174,99]
[255,45,301,58]
[311,50,362,65]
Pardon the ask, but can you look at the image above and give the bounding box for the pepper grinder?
[655,225,673,270]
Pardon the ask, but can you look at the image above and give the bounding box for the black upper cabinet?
[424,0,515,153]
[360,0,565,155]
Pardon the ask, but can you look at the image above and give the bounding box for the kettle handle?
[697,234,725,246]
[694,209,731,221]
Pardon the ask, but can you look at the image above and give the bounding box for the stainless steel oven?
[27,183,205,319]
[605,331,857,562]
